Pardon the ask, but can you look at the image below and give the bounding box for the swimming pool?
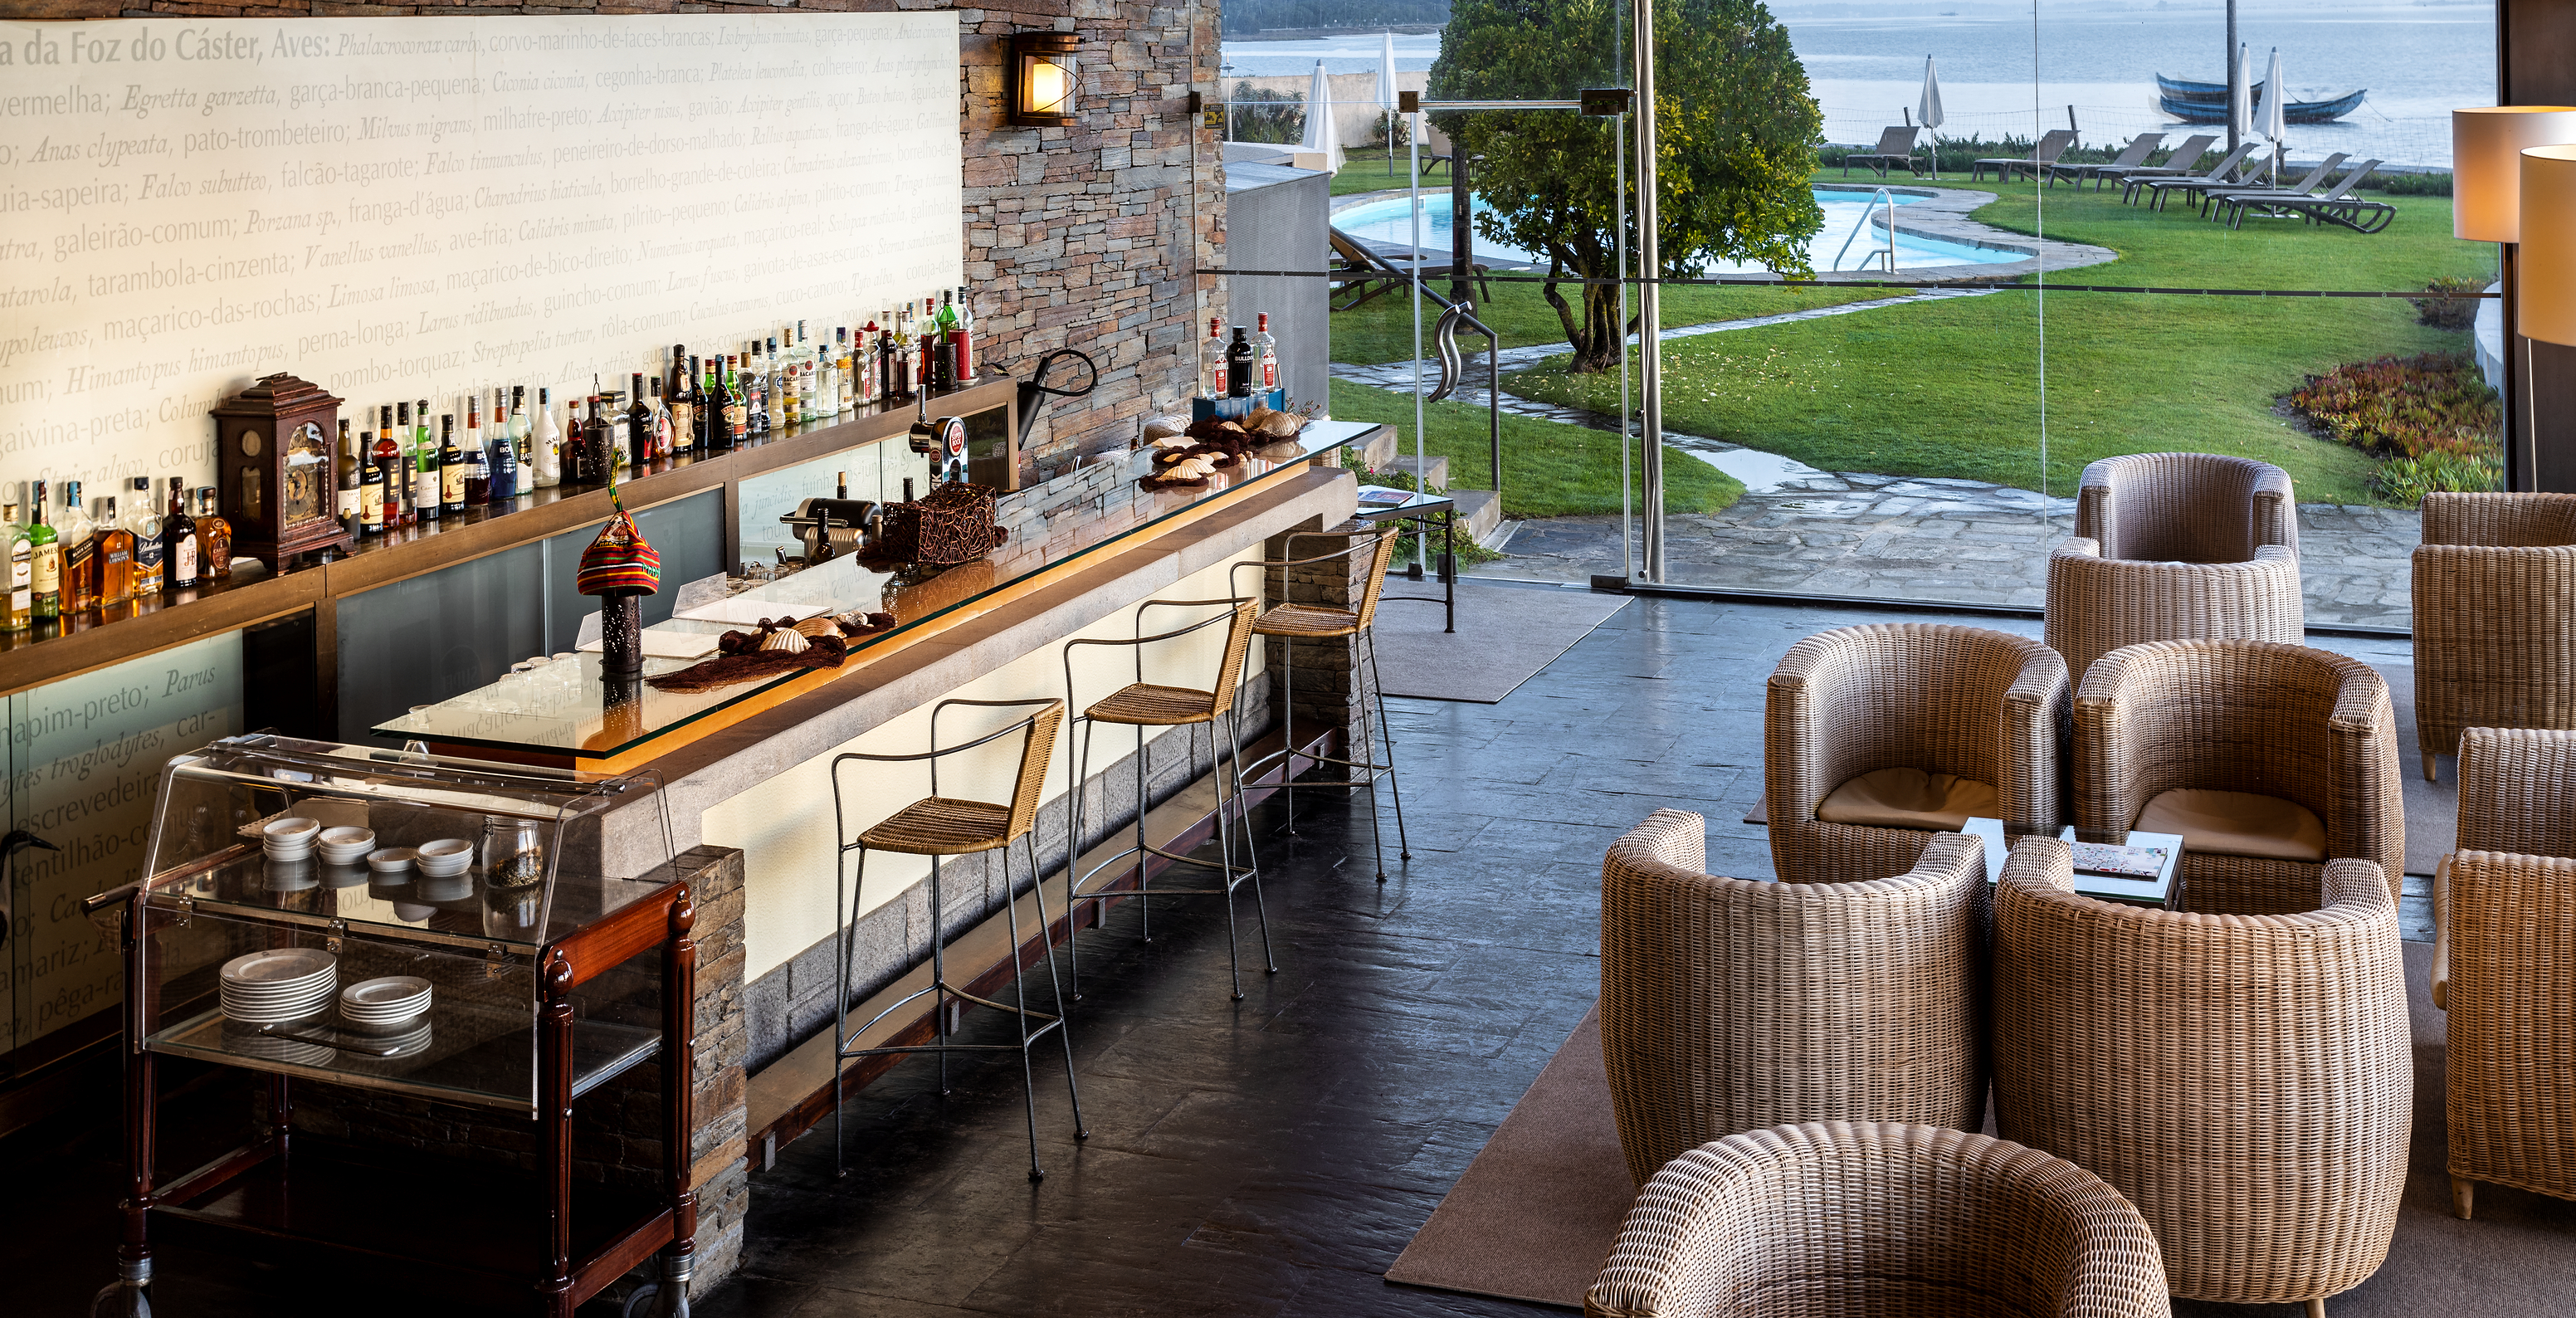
[1333,187,2022,273]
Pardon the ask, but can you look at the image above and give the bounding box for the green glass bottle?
[27,480,61,620]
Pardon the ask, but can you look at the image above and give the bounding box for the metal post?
[2506,242,2529,491]
[1632,0,1665,583]
[2225,0,2240,154]
[1617,110,1632,583]
[1451,151,1473,306]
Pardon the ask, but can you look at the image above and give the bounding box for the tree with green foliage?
[1428,0,1822,373]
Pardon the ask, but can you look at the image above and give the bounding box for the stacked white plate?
[339,975,433,1032]
[317,827,376,865]
[218,947,338,1025]
[221,1022,336,1067]
[261,817,321,862]
[416,838,472,877]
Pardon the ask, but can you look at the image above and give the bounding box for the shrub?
[2286,353,2499,462]
[2377,170,2454,196]
[2375,449,2500,503]
[1227,83,1305,145]
[2409,275,2487,331]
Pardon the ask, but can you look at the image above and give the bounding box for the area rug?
[1372,582,1631,704]
[1382,1004,1630,1309]
[1386,946,2576,1316]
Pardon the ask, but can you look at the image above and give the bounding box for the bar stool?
[1229,525,1410,879]
[1062,598,1272,1001]
[831,697,1087,1182]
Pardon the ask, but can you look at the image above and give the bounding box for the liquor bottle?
[832,327,854,412]
[27,484,59,620]
[860,317,882,404]
[667,346,695,452]
[1202,318,1226,398]
[534,386,564,488]
[509,387,534,483]
[3,503,31,631]
[163,478,199,590]
[393,402,417,525]
[97,496,134,603]
[952,286,977,382]
[194,490,231,579]
[777,329,800,426]
[876,314,899,403]
[1253,314,1279,392]
[461,393,484,495]
[583,389,614,480]
[440,413,467,514]
[490,401,521,505]
[337,418,363,539]
[359,444,387,536]
[651,378,673,457]
[461,415,493,505]
[617,373,645,466]
[918,297,942,393]
[59,481,97,612]
[928,292,957,392]
[127,479,163,597]
[763,337,781,435]
[1225,326,1256,397]
[413,399,436,521]
[723,357,749,448]
[704,359,733,452]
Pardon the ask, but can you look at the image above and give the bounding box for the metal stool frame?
[1061,598,1275,1001]
[830,697,1087,1183]
[1227,526,1411,881]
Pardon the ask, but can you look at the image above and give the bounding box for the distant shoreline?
[1225,26,1446,41]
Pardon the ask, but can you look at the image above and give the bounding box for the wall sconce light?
[1009,32,1079,128]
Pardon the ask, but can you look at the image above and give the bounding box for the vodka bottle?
[1202,318,1227,398]
[1253,314,1279,392]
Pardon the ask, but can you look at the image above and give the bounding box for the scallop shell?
[1150,434,1198,451]
[1142,415,1191,441]
[760,627,812,653]
[1165,455,1221,481]
[793,615,839,638]
[1252,411,1303,437]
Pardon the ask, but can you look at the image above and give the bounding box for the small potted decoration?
[578,484,661,678]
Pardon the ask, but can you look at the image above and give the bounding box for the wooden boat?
[2154,74,2366,124]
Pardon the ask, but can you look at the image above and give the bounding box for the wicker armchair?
[2410,491,2576,779]
[1583,1122,2169,1318]
[1602,811,1988,1188]
[2044,538,2305,686]
[1993,837,2410,1318]
[1765,624,2067,885]
[2074,639,2402,915]
[2432,726,2576,1219]
[2073,452,2299,561]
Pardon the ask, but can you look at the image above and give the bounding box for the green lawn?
[1328,378,1743,519]
[1328,276,1896,365]
[1497,177,2496,505]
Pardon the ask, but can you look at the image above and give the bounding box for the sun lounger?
[2213,160,2384,230]
[1842,125,1924,179]
[1970,129,2076,183]
[2121,140,2250,204]
[2093,134,2214,192]
[1328,226,1490,311]
[2047,133,2163,188]
[2134,144,2264,210]
[2199,154,2353,222]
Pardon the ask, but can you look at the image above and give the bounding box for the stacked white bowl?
[261,817,320,862]
[416,838,472,877]
[317,827,376,865]
[219,947,338,1025]
[339,975,433,1032]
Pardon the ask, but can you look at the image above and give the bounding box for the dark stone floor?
[0,593,2445,1317]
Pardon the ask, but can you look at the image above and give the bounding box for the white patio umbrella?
[2229,43,2253,168]
[2259,46,2289,183]
[1378,31,1400,175]
[1917,56,1946,179]
[1300,59,1344,175]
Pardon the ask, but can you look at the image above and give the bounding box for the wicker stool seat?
[1065,598,1274,1001]
[1584,1121,2169,1318]
[1230,526,1410,878]
[831,698,1086,1182]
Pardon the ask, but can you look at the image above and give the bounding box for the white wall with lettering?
[0,13,964,502]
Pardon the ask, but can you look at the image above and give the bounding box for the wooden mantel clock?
[210,373,350,567]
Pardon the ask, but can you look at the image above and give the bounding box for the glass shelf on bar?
[144,1000,662,1112]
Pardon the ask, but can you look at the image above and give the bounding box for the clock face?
[241,429,265,457]
[282,422,329,525]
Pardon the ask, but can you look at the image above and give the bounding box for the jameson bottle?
[722,357,749,448]
[440,413,467,514]
[27,483,59,620]
[127,478,163,596]
[163,477,198,590]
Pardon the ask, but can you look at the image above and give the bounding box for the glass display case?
[95,735,701,1318]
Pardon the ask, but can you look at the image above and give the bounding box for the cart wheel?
[619,1282,660,1318]
[90,1282,149,1318]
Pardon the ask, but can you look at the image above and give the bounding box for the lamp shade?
[2520,144,2576,346]
[2454,106,2576,242]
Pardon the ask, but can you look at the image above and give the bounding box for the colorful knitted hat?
[578,504,661,597]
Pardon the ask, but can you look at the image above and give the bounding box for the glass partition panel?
[336,544,545,743]
[733,438,930,572]
[542,489,728,657]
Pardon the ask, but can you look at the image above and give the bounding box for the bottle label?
[337,486,359,519]
[9,549,27,592]
[363,491,385,526]
[416,470,440,510]
[173,539,198,583]
[31,547,59,595]
[442,465,467,507]
[1261,357,1277,390]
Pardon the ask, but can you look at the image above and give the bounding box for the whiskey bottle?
[1225,326,1255,397]
[97,496,134,603]
[440,413,467,514]
[1253,314,1279,392]
[359,445,387,535]
[163,477,199,590]
[3,502,31,631]
[27,484,59,620]
[194,490,232,580]
[338,418,363,539]
[58,481,97,612]
[722,357,749,448]
[127,479,163,596]
[534,386,564,488]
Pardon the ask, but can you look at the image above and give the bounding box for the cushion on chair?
[2136,788,2327,862]
[1815,768,1998,832]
